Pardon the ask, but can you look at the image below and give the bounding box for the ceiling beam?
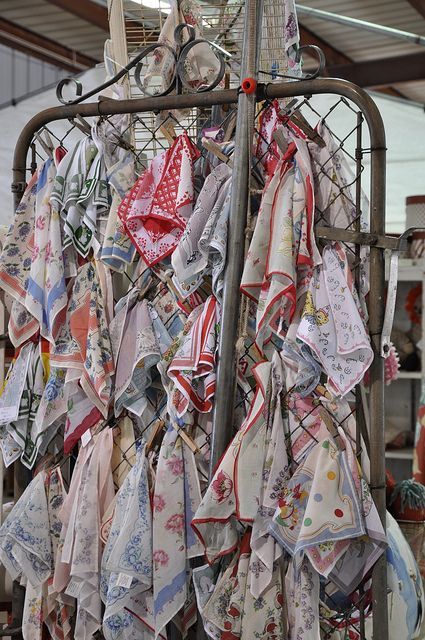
[299,24,351,66]
[406,0,425,20]
[0,17,99,72]
[327,50,425,88]
[299,22,406,99]
[44,0,109,32]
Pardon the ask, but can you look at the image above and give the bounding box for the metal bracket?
[381,227,421,357]
[315,226,400,250]
[10,181,26,194]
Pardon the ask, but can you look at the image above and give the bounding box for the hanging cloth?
[118,133,200,266]
[297,244,373,396]
[51,261,114,417]
[114,299,161,418]
[269,436,364,575]
[171,163,232,298]
[25,157,68,343]
[192,361,272,563]
[0,168,41,343]
[101,152,136,270]
[152,426,203,637]
[101,443,154,639]
[167,295,218,417]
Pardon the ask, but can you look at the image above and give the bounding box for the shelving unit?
[385,256,425,481]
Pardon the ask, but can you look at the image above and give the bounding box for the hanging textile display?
[0,3,422,639]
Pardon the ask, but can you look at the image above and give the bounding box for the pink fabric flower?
[153,494,166,512]
[35,216,46,230]
[153,549,169,567]
[165,513,185,534]
[211,470,233,503]
[166,454,184,476]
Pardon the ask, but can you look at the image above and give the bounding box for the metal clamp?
[381,227,421,357]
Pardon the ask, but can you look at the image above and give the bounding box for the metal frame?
[11,76,388,640]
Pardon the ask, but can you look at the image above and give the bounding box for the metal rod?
[209,0,263,475]
[296,3,425,47]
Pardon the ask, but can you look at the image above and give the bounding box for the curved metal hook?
[177,39,225,93]
[56,78,83,105]
[55,44,160,105]
[174,23,196,47]
[133,43,178,97]
[296,44,326,80]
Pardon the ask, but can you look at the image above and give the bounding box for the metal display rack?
[7,2,392,638]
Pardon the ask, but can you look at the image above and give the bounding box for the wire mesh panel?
[5,68,393,640]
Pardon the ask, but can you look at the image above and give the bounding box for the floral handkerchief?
[297,244,373,396]
[269,436,364,575]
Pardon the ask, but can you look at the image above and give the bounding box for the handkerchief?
[101,152,136,271]
[61,428,115,639]
[0,169,39,308]
[44,467,74,640]
[119,133,200,266]
[0,471,51,586]
[153,428,192,636]
[25,157,67,343]
[101,443,153,639]
[286,557,321,640]
[202,532,284,639]
[251,355,290,597]
[114,299,161,418]
[51,261,114,416]
[192,361,272,563]
[297,244,373,396]
[167,295,218,417]
[269,437,364,574]
[171,164,232,298]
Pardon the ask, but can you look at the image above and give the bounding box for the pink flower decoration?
[211,470,233,504]
[153,549,169,567]
[165,513,185,534]
[35,216,46,230]
[166,454,184,476]
[153,494,166,512]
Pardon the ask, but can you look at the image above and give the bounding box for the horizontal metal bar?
[316,226,400,250]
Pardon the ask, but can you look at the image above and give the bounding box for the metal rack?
[7,6,391,639]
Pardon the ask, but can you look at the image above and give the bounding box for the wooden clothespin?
[290,111,326,148]
[71,115,92,136]
[171,420,200,454]
[145,419,166,454]
[202,137,233,167]
[160,121,177,146]
[272,128,289,156]
[34,131,53,158]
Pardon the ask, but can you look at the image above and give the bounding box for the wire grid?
[26,91,373,639]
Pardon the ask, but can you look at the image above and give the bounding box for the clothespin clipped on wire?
[201,137,233,166]
[70,115,92,136]
[34,131,53,158]
[145,419,166,455]
[171,418,200,454]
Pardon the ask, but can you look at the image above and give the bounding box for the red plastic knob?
[241,77,257,94]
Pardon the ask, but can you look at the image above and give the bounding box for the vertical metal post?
[209,0,263,475]
[367,109,388,640]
